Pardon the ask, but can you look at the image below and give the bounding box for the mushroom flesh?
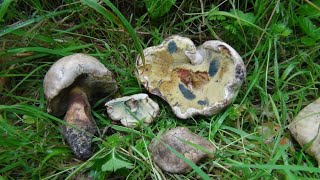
[105,93,160,128]
[136,35,246,119]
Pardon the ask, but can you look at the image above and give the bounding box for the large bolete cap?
[136,35,246,119]
[44,53,118,116]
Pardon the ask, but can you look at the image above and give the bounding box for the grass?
[0,0,320,179]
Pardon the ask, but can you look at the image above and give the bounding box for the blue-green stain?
[197,100,208,106]
[235,64,245,81]
[208,59,220,76]
[167,41,177,54]
[178,83,196,100]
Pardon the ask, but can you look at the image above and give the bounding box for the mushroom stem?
[185,51,204,65]
[62,86,97,160]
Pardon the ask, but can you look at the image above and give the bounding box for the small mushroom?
[105,93,159,128]
[136,35,246,119]
[43,53,118,159]
[149,127,215,174]
[288,98,320,164]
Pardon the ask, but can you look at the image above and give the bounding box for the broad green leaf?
[101,157,133,172]
[145,0,176,19]
[297,0,320,18]
[0,0,13,22]
[269,23,292,37]
[301,36,316,46]
[229,104,241,121]
[230,9,256,26]
[208,7,226,21]
[103,134,122,148]
[297,17,320,39]
[22,115,36,124]
[208,10,265,33]
[101,149,133,172]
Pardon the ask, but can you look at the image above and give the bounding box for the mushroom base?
[63,87,97,160]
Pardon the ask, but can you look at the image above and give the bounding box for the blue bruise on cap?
[208,58,220,77]
[167,41,177,54]
[179,83,196,100]
[197,100,208,106]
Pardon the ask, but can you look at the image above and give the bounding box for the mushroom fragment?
[44,53,118,159]
[136,35,246,119]
[105,93,159,128]
[289,98,320,164]
[149,127,215,174]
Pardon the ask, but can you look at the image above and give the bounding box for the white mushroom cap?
[44,53,118,116]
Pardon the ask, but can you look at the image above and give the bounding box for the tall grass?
[0,0,319,179]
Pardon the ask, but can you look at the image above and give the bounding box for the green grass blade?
[4,44,93,57]
[209,108,231,138]
[0,0,13,22]
[82,0,145,64]
[208,10,270,36]
[229,163,320,173]
[161,141,211,180]
[0,9,71,37]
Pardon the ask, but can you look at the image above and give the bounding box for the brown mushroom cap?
[149,127,215,173]
[44,53,118,116]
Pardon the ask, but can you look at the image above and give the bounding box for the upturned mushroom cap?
[105,93,160,128]
[149,127,215,174]
[288,98,320,164]
[136,35,246,119]
[44,53,118,116]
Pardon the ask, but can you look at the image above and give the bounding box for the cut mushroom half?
[44,53,118,159]
[136,35,246,119]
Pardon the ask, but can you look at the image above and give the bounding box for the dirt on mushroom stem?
[62,86,97,160]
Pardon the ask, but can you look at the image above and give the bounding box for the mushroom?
[288,98,320,165]
[136,35,246,119]
[149,127,215,174]
[105,93,159,128]
[43,53,118,159]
